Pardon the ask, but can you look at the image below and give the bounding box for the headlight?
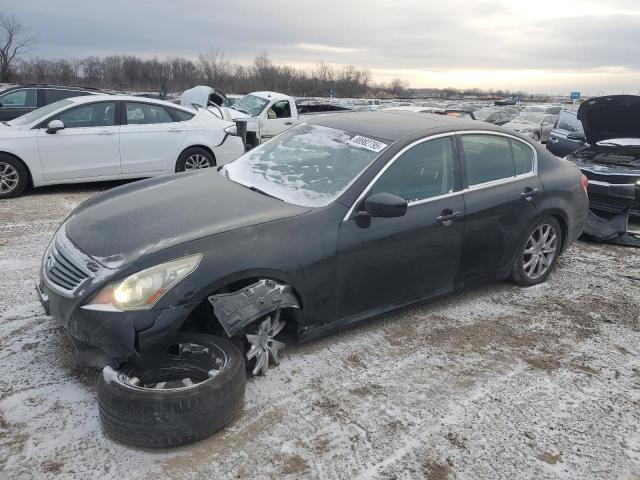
[635,178,640,186]
[224,125,237,135]
[85,254,202,311]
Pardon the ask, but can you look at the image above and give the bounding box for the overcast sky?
[4,0,640,94]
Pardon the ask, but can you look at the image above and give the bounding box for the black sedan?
[37,111,588,446]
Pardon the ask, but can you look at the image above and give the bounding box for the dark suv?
[546,109,586,157]
[0,84,106,121]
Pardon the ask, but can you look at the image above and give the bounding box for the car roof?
[65,94,188,110]
[307,110,485,141]
[248,91,290,102]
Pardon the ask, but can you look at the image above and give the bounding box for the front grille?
[44,237,91,293]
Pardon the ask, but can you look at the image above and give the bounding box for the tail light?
[581,174,589,193]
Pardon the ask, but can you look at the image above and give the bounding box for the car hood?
[577,95,640,144]
[503,121,536,130]
[65,170,311,268]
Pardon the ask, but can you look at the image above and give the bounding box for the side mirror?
[567,132,586,141]
[0,102,3,108]
[363,192,407,218]
[46,120,65,134]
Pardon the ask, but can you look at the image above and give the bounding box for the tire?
[97,333,245,448]
[0,155,28,199]
[509,216,562,286]
[175,147,215,172]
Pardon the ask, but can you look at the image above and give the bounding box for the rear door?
[0,88,38,121]
[458,133,542,281]
[120,101,187,173]
[337,135,465,319]
[37,101,121,180]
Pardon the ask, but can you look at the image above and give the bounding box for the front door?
[337,135,465,320]
[120,102,187,173]
[37,101,120,180]
[261,100,296,138]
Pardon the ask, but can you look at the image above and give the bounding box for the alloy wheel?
[246,310,286,376]
[118,341,228,391]
[184,154,211,170]
[0,162,19,194]
[523,223,558,280]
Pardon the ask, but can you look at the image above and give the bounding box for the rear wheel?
[509,217,561,286]
[176,147,215,172]
[0,156,28,199]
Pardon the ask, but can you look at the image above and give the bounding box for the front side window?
[126,103,173,124]
[267,100,291,119]
[462,135,515,185]
[0,89,37,108]
[224,123,388,207]
[55,102,116,128]
[370,137,454,202]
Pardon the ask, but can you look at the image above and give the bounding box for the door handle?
[97,131,115,135]
[167,129,182,133]
[521,188,540,201]
[435,210,462,226]
[284,122,293,125]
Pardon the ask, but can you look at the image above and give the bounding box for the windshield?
[513,113,544,124]
[224,123,389,207]
[8,99,73,126]
[231,94,269,116]
[474,108,498,120]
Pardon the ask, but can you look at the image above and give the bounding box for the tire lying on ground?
[97,333,245,448]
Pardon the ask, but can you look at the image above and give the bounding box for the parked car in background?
[523,104,563,115]
[439,109,476,120]
[495,98,517,106]
[474,107,511,126]
[37,111,588,446]
[566,95,640,217]
[0,95,244,198]
[502,113,557,142]
[546,109,586,157]
[0,84,108,121]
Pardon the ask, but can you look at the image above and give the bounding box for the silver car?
[502,113,557,142]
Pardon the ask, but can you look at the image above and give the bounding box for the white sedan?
[0,95,245,198]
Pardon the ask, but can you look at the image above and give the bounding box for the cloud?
[2,0,640,92]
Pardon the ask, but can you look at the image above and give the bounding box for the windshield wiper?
[247,185,282,200]
[1,121,9,126]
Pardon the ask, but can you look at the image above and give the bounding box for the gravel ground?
[1,183,639,480]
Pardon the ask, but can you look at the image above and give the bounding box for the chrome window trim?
[342,130,538,221]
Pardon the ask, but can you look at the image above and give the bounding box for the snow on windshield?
[514,113,545,124]
[231,94,269,117]
[225,123,388,207]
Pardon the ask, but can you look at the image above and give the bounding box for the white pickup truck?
[181,87,299,145]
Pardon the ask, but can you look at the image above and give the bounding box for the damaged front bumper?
[582,180,640,247]
[37,279,195,369]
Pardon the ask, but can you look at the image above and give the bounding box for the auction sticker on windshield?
[347,135,388,153]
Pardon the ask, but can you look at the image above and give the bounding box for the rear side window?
[370,137,455,202]
[510,139,534,175]
[556,112,583,134]
[126,102,173,124]
[171,108,195,122]
[461,135,515,186]
[44,89,90,104]
[0,88,37,108]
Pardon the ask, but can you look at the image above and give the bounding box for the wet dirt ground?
[1,183,639,480]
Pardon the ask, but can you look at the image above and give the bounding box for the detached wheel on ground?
[0,155,28,199]
[97,333,245,448]
[509,216,562,286]
[175,147,215,172]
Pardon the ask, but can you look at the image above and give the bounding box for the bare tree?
[0,15,36,82]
